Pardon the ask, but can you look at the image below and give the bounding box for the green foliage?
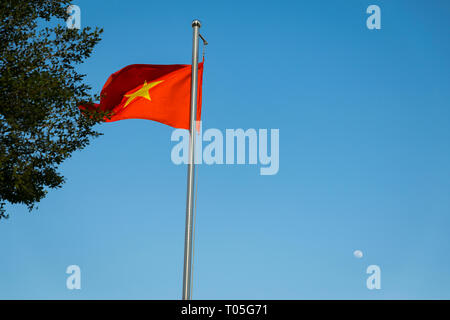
[0,0,105,219]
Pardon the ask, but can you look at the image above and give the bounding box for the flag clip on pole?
[182,19,201,301]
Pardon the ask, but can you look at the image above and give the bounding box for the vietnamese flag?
[81,62,204,129]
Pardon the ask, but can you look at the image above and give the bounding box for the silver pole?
[182,19,201,300]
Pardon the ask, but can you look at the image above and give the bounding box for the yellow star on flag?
[123,80,164,108]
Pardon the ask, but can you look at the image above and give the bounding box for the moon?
[353,250,363,259]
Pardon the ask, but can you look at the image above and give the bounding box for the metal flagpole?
[182,19,201,301]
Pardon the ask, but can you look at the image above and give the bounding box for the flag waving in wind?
[80,62,204,129]
[79,20,206,301]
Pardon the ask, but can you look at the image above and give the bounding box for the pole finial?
[192,19,201,28]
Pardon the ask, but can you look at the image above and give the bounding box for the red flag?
[80,62,204,129]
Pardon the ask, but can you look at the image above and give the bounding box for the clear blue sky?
[1,0,449,299]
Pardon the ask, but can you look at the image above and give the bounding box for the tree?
[0,0,105,219]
